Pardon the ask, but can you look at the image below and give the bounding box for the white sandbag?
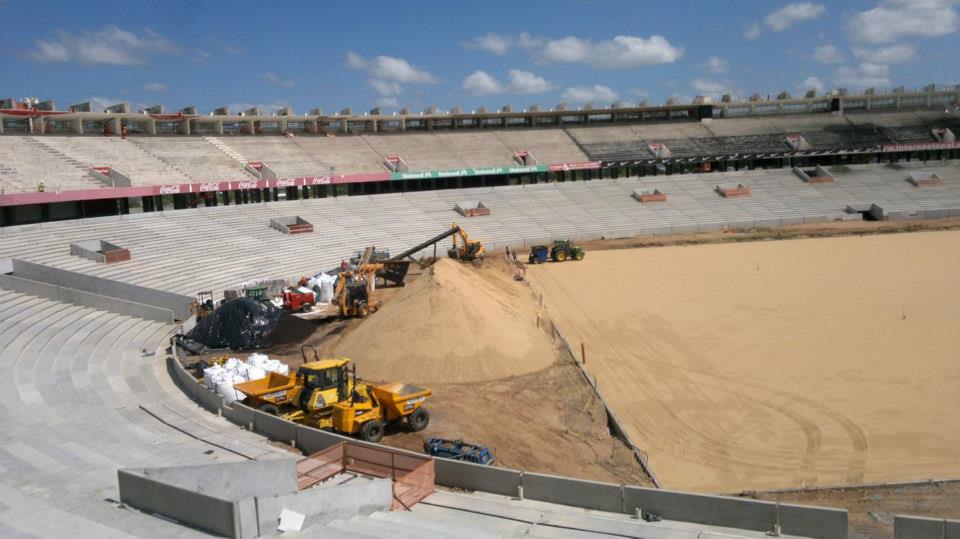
[317,273,336,303]
[246,366,267,381]
[202,366,224,389]
[248,353,270,367]
[216,376,244,404]
[306,277,318,290]
[224,357,241,370]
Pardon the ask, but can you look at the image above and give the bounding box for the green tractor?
[550,239,585,262]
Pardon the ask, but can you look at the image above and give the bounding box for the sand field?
[528,231,960,493]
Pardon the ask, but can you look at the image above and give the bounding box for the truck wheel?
[574,251,585,261]
[259,404,279,415]
[300,304,312,312]
[555,250,568,262]
[408,408,430,431]
[360,420,385,443]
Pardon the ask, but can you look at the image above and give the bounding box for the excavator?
[332,263,383,318]
[447,222,485,261]
[234,346,431,442]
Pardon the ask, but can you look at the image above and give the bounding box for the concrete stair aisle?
[203,136,252,168]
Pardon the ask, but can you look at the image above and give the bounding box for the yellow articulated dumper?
[234,347,431,443]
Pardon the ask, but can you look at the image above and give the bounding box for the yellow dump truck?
[234,350,431,442]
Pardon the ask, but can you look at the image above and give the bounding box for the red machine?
[282,289,316,312]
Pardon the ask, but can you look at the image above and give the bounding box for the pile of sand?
[330,258,556,383]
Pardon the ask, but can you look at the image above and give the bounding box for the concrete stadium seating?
[129,137,255,181]
[0,136,104,192]
[0,289,287,537]
[2,110,959,194]
[2,161,958,301]
[30,135,191,186]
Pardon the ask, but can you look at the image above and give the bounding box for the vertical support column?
[145,118,157,135]
[179,119,191,135]
[399,118,406,131]
[306,119,318,134]
[108,117,121,135]
[369,119,378,133]
[213,120,223,135]
[72,117,83,134]
[341,120,348,134]
[0,115,4,134]
[244,120,255,135]
[279,119,288,133]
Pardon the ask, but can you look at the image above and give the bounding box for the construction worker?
[36,180,45,193]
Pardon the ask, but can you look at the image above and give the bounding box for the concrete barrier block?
[623,487,777,532]
[118,470,238,538]
[222,402,257,425]
[779,216,803,226]
[523,472,621,512]
[780,502,848,539]
[895,515,944,539]
[433,458,521,496]
[946,518,960,539]
[296,424,347,454]
[251,409,299,443]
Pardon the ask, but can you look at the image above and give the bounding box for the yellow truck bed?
[234,372,297,406]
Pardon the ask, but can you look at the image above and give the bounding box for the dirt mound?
[330,257,557,383]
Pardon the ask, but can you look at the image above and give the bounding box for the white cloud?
[692,79,733,95]
[217,42,244,54]
[537,34,683,67]
[261,72,294,88]
[764,3,827,31]
[852,43,917,64]
[744,22,762,39]
[702,56,729,74]
[345,52,437,84]
[461,69,554,96]
[26,25,179,65]
[376,97,399,109]
[506,69,553,93]
[369,79,402,96]
[835,62,891,88]
[802,76,825,93]
[462,32,511,55]
[191,48,212,66]
[561,85,619,104]
[82,96,124,112]
[462,71,503,96]
[510,31,683,67]
[813,44,843,65]
[848,0,958,43]
[143,82,168,92]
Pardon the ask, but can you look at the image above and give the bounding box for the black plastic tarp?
[186,298,282,350]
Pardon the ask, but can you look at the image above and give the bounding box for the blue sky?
[0,0,957,114]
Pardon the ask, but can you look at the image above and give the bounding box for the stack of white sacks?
[202,353,291,404]
[306,273,337,303]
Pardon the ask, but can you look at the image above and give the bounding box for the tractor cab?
[296,358,352,412]
[244,286,271,304]
[551,239,585,262]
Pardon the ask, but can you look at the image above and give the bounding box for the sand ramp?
[332,258,556,383]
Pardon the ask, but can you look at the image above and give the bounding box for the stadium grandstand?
[1,86,960,226]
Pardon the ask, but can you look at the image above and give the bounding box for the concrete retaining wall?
[0,273,174,322]
[434,458,522,497]
[118,469,242,538]
[523,472,622,512]
[9,259,193,320]
[895,515,960,539]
